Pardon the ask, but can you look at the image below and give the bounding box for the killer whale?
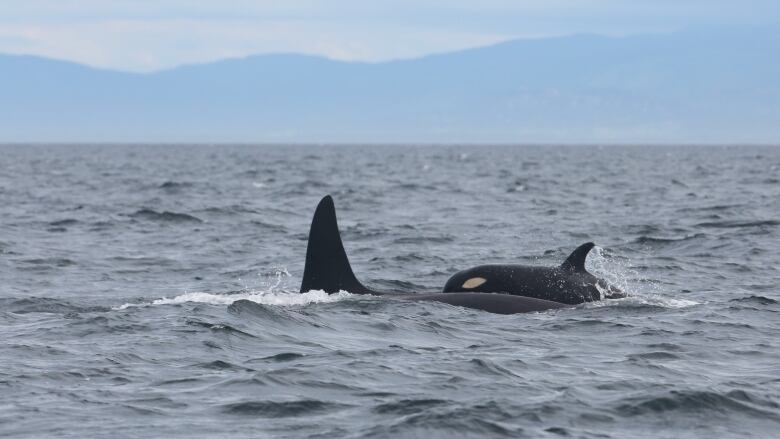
[300,195,567,314]
[442,243,625,304]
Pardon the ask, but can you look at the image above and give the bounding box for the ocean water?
[1,144,778,438]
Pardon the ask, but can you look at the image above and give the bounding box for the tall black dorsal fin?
[560,242,595,272]
[300,196,373,294]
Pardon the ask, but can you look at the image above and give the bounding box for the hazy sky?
[1,1,778,72]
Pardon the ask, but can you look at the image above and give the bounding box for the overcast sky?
[1,1,778,72]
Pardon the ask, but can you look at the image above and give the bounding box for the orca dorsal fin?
[560,242,595,272]
[300,195,373,294]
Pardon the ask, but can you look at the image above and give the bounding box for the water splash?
[587,246,640,296]
[586,246,696,308]
[267,267,292,292]
[586,247,700,308]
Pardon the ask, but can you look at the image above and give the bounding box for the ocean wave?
[633,233,706,246]
[587,295,700,310]
[185,319,257,337]
[253,352,306,362]
[159,181,194,190]
[3,297,109,314]
[19,257,77,267]
[194,360,253,371]
[222,399,350,417]
[729,295,778,305]
[199,205,261,215]
[249,220,287,232]
[372,398,449,415]
[130,208,203,223]
[393,235,454,244]
[365,401,520,436]
[113,290,354,310]
[615,389,780,418]
[696,220,779,229]
[48,218,79,227]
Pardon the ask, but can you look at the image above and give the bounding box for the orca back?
[441,243,610,304]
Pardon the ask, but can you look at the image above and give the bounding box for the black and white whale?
[299,195,621,314]
[442,243,625,304]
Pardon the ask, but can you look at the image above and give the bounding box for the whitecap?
[114,290,353,310]
[587,295,700,309]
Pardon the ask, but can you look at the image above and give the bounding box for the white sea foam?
[587,294,699,309]
[114,290,353,310]
[660,297,700,308]
[114,267,356,310]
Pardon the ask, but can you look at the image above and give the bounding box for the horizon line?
[1,142,778,147]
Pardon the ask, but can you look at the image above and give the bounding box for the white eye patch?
[462,277,487,289]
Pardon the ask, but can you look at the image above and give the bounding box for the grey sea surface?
[1,144,778,438]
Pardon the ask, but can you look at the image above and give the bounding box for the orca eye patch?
[462,277,487,288]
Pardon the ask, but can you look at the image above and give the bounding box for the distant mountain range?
[2,28,779,143]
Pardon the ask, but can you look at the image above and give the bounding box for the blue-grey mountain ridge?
[1,27,778,143]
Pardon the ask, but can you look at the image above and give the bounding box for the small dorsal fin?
[560,242,595,272]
